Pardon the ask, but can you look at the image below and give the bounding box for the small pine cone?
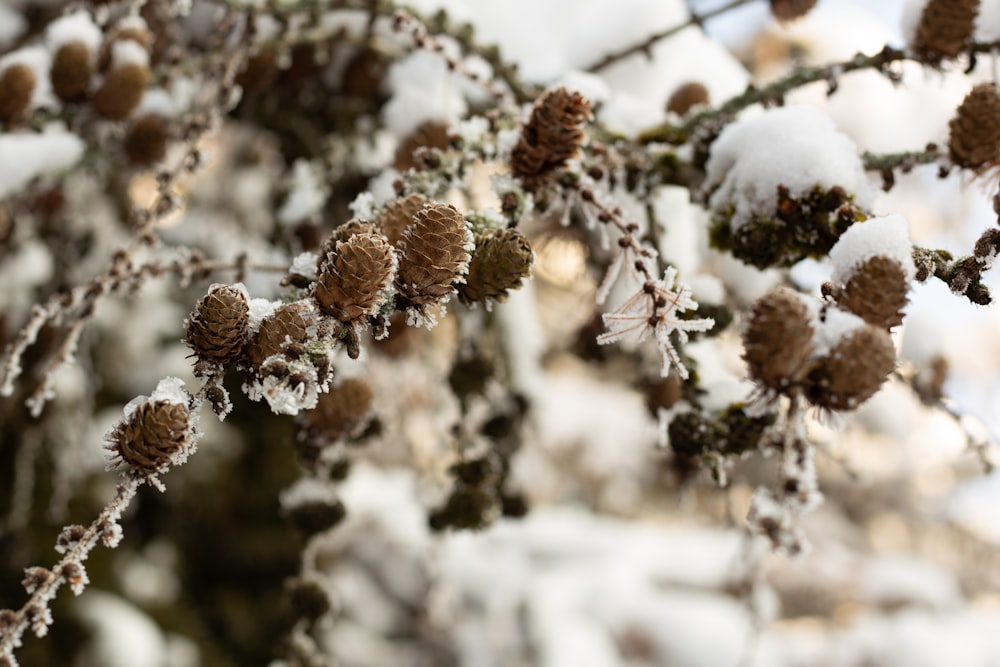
[0,63,36,123]
[50,41,93,102]
[245,301,316,368]
[974,227,1000,265]
[186,284,249,365]
[375,193,429,247]
[948,83,1000,171]
[806,324,896,411]
[318,220,379,259]
[910,0,979,63]
[314,232,396,324]
[770,0,818,22]
[93,61,149,120]
[394,120,453,171]
[742,287,815,392]
[124,113,169,166]
[510,87,591,189]
[666,82,709,116]
[109,399,192,473]
[300,377,375,443]
[395,203,473,307]
[831,255,910,329]
[457,228,534,304]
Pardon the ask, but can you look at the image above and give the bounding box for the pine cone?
[245,301,316,368]
[832,255,909,330]
[318,220,379,260]
[109,399,191,473]
[770,0,817,22]
[457,228,533,304]
[666,82,709,116]
[124,114,169,166]
[50,41,93,102]
[375,194,429,247]
[742,287,815,392]
[394,120,453,171]
[510,87,591,189]
[949,83,1000,171]
[313,232,396,324]
[911,0,979,63]
[186,284,250,365]
[0,63,36,124]
[299,377,374,443]
[93,59,149,120]
[806,324,896,411]
[395,203,472,307]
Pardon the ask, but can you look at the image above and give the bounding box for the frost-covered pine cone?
[394,203,473,308]
[186,284,250,365]
[314,232,396,324]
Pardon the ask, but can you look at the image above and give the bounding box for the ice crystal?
[597,267,714,379]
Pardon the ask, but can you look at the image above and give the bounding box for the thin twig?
[585,0,758,73]
[0,475,142,661]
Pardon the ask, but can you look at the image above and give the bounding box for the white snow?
[383,50,468,140]
[149,376,190,405]
[829,213,915,284]
[45,10,102,53]
[811,306,866,358]
[277,159,327,225]
[0,126,85,199]
[704,106,875,231]
[110,39,150,69]
[247,298,281,334]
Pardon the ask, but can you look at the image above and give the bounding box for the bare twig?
[585,0,758,73]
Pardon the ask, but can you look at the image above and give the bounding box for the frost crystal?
[597,267,714,379]
[247,298,281,334]
[150,376,189,405]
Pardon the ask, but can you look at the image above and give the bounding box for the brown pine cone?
[109,399,191,473]
[457,228,534,305]
[50,41,93,102]
[299,377,375,444]
[742,287,815,392]
[314,232,396,324]
[510,87,591,190]
[806,324,896,411]
[0,63,36,124]
[911,0,979,63]
[666,82,709,116]
[318,220,379,260]
[375,194,429,247]
[186,284,250,365]
[770,0,818,22]
[831,255,910,330]
[124,113,169,166]
[395,121,453,171]
[395,203,472,308]
[245,300,316,368]
[93,60,149,120]
[949,83,1000,171]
